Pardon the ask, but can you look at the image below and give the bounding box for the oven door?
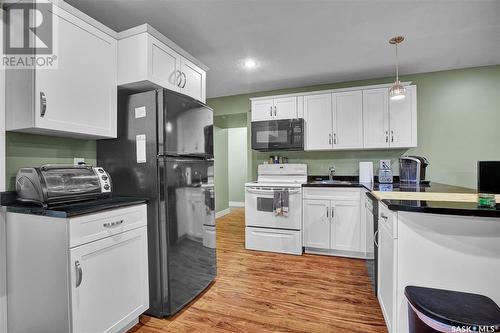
[251,119,304,151]
[244,187,302,230]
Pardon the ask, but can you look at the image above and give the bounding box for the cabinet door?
[304,94,333,150]
[303,200,330,249]
[363,88,389,148]
[330,200,361,252]
[332,91,363,149]
[378,222,395,333]
[35,6,117,138]
[389,85,417,148]
[180,57,206,103]
[251,99,274,121]
[70,227,149,333]
[274,96,297,120]
[149,35,182,93]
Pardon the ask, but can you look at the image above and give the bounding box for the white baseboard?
[229,201,245,208]
[215,208,230,219]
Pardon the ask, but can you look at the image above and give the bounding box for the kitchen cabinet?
[303,188,366,257]
[5,1,117,139]
[377,203,397,333]
[363,86,417,149]
[6,205,149,333]
[118,24,207,103]
[303,93,333,150]
[303,199,330,249]
[250,96,297,121]
[251,83,417,151]
[332,91,363,149]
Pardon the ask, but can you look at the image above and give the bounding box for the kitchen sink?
[311,180,352,185]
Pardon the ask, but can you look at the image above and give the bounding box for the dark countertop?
[303,176,500,218]
[1,192,148,218]
[381,199,500,218]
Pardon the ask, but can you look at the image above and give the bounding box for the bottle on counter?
[477,193,496,208]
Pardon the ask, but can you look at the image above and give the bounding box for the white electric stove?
[244,164,307,255]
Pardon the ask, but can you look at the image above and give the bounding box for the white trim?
[117,24,209,71]
[215,208,231,219]
[0,6,7,332]
[249,81,413,101]
[229,201,245,208]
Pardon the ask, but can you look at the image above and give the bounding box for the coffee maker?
[399,156,430,184]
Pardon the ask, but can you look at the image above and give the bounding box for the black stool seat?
[405,286,500,328]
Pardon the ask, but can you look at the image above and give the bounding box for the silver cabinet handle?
[391,130,394,143]
[176,70,183,87]
[374,230,379,247]
[103,220,124,228]
[380,213,388,220]
[385,131,389,143]
[75,261,83,288]
[331,207,335,219]
[326,206,329,218]
[329,133,332,144]
[181,72,187,88]
[40,92,47,117]
[333,133,337,145]
[270,106,273,117]
[274,106,277,117]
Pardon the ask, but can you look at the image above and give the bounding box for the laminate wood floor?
[129,208,387,333]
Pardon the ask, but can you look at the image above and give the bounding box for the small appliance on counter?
[15,165,112,207]
[251,118,304,151]
[399,156,430,184]
[378,160,393,184]
[359,161,374,183]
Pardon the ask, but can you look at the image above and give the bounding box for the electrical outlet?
[74,157,85,166]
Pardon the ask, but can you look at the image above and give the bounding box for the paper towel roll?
[359,162,374,183]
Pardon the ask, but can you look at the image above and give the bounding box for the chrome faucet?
[329,166,336,181]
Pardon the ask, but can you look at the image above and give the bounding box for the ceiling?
[66,0,500,98]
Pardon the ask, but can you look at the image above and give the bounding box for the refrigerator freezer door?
[158,157,216,315]
[159,90,213,157]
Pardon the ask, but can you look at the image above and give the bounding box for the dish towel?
[273,189,289,216]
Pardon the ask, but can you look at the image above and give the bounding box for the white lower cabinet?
[6,205,149,333]
[303,188,367,258]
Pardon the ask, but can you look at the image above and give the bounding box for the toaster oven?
[15,165,112,206]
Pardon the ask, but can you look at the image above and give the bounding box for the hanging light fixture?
[389,36,406,100]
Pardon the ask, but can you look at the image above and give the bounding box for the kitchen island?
[303,178,500,333]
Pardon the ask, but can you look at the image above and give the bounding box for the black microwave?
[251,118,304,151]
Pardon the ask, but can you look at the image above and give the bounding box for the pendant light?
[389,36,406,100]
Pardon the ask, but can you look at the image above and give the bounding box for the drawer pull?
[75,261,83,288]
[103,220,124,228]
[380,214,388,220]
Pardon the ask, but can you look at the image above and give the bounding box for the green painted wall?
[5,132,96,190]
[228,127,248,204]
[208,65,500,189]
[214,126,229,213]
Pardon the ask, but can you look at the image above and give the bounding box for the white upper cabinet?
[332,91,363,149]
[180,57,206,103]
[250,96,297,121]
[118,24,208,103]
[363,88,390,148]
[389,85,417,148]
[363,86,417,149]
[5,1,118,139]
[304,93,333,150]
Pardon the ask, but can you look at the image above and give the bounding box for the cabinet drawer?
[378,202,397,238]
[303,187,361,201]
[245,227,302,255]
[69,204,147,248]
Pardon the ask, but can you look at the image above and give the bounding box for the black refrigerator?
[97,89,216,317]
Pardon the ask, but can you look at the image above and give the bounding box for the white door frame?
[1,6,7,333]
